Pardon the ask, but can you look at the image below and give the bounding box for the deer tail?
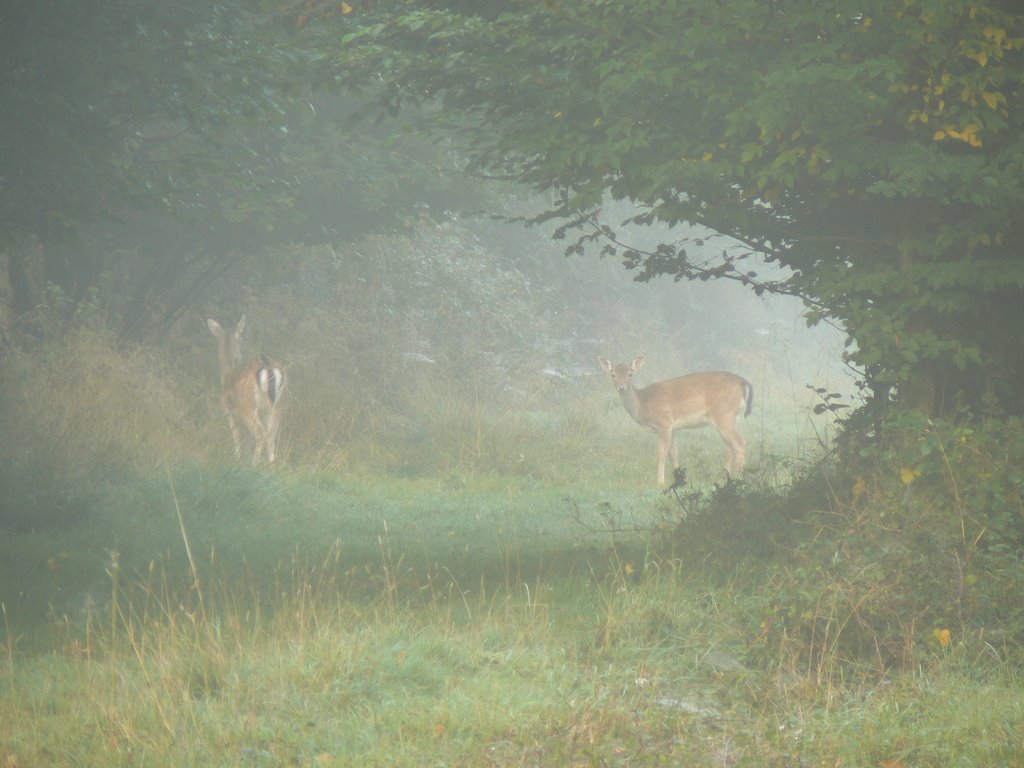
[258,356,285,405]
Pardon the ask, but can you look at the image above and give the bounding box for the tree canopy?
[0,0,479,340]
[309,0,1024,417]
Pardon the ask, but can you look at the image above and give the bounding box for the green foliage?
[2,0,286,239]
[1,0,504,342]
[847,412,1024,632]
[670,413,1024,674]
[2,0,292,336]
[316,0,1024,415]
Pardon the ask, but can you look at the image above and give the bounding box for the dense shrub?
[669,412,1024,675]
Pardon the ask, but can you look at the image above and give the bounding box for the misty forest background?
[2,1,1024,766]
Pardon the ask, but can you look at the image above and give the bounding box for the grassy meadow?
[3,463,1021,767]
[1,312,1022,766]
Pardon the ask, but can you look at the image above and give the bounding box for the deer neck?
[217,342,241,386]
[618,384,645,425]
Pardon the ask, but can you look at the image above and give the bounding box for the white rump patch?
[258,367,284,404]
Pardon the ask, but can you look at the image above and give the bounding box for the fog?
[0,4,857,484]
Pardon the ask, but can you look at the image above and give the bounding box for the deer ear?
[631,356,646,372]
[598,357,613,372]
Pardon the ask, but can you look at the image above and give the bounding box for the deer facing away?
[598,356,752,484]
[207,316,285,464]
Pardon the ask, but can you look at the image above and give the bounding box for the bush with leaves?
[669,411,1024,675]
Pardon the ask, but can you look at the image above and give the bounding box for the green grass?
[0,466,648,628]
[2,467,1023,767]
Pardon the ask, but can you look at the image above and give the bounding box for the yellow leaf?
[701,151,714,161]
[984,25,1007,46]
[932,627,951,649]
[946,124,983,148]
[933,129,947,141]
[899,467,919,485]
[852,476,866,501]
[981,91,1004,109]
[963,124,983,147]
[341,1,353,13]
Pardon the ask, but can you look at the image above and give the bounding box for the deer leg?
[225,413,243,460]
[265,407,280,464]
[656,430,673,485]
[252,418,271,464]
[237,403,271,465]
[254,406,277,464]
[718,425,746,475]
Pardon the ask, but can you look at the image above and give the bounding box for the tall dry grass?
[0,326,211,475]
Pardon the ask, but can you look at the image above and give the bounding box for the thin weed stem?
[1,602,14,697]
[168,467,206,621]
